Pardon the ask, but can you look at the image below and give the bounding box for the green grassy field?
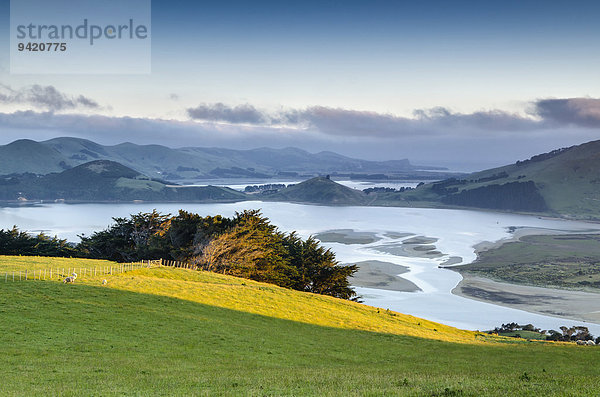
[1,256,600,396]
[455,234,600,291]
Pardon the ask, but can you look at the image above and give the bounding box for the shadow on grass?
[1,281,599,395]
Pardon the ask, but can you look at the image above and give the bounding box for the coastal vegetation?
[1,210,358,300]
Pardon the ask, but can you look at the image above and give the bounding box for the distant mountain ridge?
[0,137,447,180]
[5,137,600,220]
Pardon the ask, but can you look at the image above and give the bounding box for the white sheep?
[63,272,77,283]
[101,279,107,285]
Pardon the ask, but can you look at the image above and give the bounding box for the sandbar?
[348,260,420,292]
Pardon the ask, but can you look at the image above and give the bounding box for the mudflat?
[453,274,600,324]
[349,260,420,292]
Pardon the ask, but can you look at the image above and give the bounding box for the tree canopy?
[2,209,358,300]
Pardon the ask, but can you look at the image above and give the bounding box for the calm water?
[2,201,600,333]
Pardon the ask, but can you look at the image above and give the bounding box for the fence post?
[25,270,27,281]
[13,271,15,282]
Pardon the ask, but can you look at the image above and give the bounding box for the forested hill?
[387,139,600,220]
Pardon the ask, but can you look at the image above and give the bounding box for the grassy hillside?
[0,160,247,202]
[0,139,69,174]
[393,140,600,219]
[1,255,600,395]
[266,177,368,205]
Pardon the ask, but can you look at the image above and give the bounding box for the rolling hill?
[0,137,448,180]
[0,139,71,174]
[0,160,246,202]
[264,176,369,205]
[392,139,600,219]
[1,256,599,395]
[0,161,369,204]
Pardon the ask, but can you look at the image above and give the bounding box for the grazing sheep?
[576,340,585,345]
[586,340,596,346]
[101,279,107,285]
[63,272,77,283]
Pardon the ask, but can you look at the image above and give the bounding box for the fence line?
[2,260,161,283]
[158,258,196,270]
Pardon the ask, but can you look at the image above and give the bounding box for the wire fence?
[159,258,196,270]
[2,260,162,283]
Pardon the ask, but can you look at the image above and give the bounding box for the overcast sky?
[1,0,600,170]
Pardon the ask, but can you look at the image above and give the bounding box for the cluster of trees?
[493,322,540,333]
[363,187,415,195]
[546,326,598,343]
[0,226,76,257]
[244,184,287,193]
[515,147,570,166]
[491,322,600,343]
[1,210,358,300]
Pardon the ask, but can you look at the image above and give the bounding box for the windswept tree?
[194,210,358,299]
[196,210,300,288]
[283,234,357,300]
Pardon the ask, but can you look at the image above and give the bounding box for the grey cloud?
[533,98,600,128]
[0,84,99,111]
[277,106,540,137]
[186,102,542,137]
[187,103,265,124]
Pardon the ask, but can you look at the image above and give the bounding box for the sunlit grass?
[2,255,600,395]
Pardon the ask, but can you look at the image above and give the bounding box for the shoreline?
[451,227,600,326]
[452,274,600,325]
